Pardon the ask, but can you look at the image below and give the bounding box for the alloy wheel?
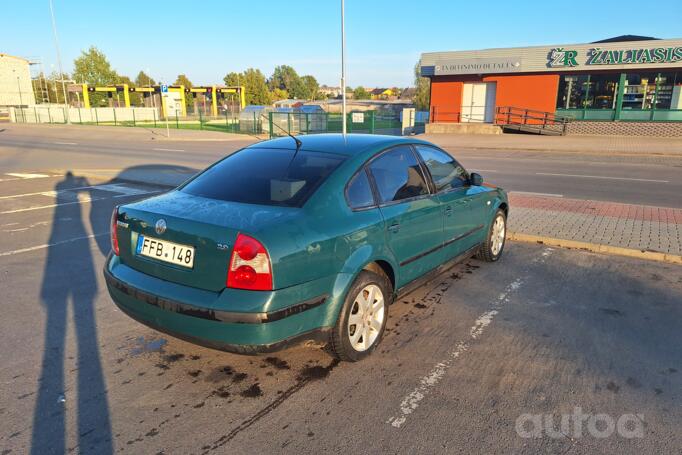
[347,284,385,352]
[491,214,506,256]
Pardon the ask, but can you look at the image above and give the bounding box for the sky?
[5,0,682,88]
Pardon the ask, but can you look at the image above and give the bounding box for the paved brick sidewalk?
[424,133,682,156]
[508,193,682,256]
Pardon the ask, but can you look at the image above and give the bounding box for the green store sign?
[549,46,682,67]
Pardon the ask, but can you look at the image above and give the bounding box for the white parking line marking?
[153,147,185,152]
[471,169,498,173]
[5,173,51,179]
[386,248,554,429]
[0,233,107,257]
[3,220,50,233]
[386,279,522,428]
[53,141,78,145]
[536,172,668,183]
[0,184,101,199]
[511,191,564,198]
[0,187,161,214]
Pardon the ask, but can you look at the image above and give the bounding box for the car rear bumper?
[104,254,336,353]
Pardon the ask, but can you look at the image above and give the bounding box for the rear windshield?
[180,147,346,207]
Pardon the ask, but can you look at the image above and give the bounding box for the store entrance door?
[461,82,496,123]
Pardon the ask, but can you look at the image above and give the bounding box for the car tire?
[329,270,391,362]
[477,208,507,262]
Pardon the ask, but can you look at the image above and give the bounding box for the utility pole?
[17,76,23,106]
[341,0,347,135]
[49,0,70,123]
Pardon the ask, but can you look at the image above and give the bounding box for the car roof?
[247,133,432,157]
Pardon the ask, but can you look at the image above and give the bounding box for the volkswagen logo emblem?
[155,219,167,235]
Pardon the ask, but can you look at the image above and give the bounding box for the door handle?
[388,223,400,233]
[444,205,453,216]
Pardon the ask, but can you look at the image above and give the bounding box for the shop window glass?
[654,72,679,110]
[557,75,589,109]
[622,72,659,110]
[584,74,620,109]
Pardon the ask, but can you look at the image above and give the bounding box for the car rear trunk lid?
[116,191,295,292]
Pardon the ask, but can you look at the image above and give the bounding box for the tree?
[413,61,430,111]
[300,75,320,100]
[224,69,271,105]
[270,65,312,99]
[72,46,119,106]
[135,70,155,87]
[353,86,370,100]
[72,46,118,85]
[174,74,193,88]
[269,65,299,92]
[271,88,289,101]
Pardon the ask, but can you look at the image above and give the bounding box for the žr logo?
[549,48,579,67]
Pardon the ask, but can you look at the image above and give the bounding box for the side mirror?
[470,172,483,186]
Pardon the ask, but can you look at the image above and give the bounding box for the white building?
[0,53,36,107]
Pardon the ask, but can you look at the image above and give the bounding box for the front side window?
[415,145,468,192]
[181,148,345,207]
[346,169,375,209]
[368,146,429,203]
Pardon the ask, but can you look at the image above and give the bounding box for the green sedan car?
[104,134,508,361]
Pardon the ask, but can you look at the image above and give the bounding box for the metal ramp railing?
[495,106,570,136]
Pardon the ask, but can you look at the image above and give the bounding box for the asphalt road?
[1,124,682,207]
[0,125,681,454]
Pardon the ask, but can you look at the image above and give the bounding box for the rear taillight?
[110,207,119,256]
[227,233,272,291]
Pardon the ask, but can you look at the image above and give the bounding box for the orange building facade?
[428,74,559,123]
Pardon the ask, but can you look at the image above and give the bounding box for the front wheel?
[329,270,390,362]
[477,209,506,262]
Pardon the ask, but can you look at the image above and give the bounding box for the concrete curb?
[433,144,682,158]
[508,232,682,265]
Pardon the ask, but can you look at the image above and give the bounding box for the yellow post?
[239,85,246,109]
[82,84,90,109]
[211,85,218,117]
[122,84,130,107]
[178,86,186,117]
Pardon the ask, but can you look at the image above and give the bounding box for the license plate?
[136,234,195,268]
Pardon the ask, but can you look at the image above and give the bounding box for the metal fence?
[11,106,405,137]
[267,111,402,138]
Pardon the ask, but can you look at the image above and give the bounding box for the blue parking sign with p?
[161,84,168,93]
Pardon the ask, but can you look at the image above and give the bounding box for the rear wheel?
[329,270,390,361]
[477,209,506,262]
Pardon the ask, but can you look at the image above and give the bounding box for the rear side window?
[368,146,429,203]
[346,170,375,209]
[181,148,346,207]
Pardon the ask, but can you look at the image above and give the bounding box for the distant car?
[104,134,508,361]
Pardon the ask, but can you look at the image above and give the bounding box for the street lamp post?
[341,0,347,135]
[49,0,70,123]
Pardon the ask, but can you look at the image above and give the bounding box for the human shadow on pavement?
[31,165,197,454]
[32,172,113,454]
